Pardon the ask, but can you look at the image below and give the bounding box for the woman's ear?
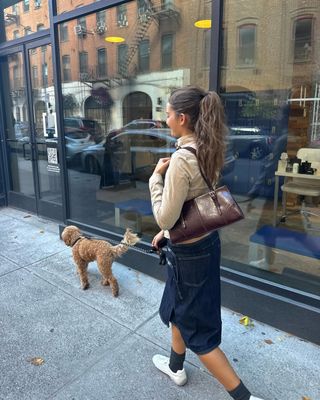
[179,113,189,126]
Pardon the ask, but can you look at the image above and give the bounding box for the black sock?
[228,381,251,400]
[169,347,185,372]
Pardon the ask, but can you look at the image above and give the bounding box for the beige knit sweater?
[149,134,210,239]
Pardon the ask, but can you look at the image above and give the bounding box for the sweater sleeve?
[149,154,190,230]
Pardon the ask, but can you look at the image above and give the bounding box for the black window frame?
[97,47,107,77]
[118,44,128,75]
[138,39,150,73]
[79,51,88,74]
[293,16,313,63]
[59,22,69,42]
[238,24,256,66]
[161,33,173,69]
[62,54,71,82]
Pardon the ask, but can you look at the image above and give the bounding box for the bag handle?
[177,146,214,191]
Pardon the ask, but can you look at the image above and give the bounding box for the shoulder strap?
[177,146,214,190]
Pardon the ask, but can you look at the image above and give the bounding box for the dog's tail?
[110,229,140,258]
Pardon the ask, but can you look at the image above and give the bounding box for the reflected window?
[96,10,106,35]
[32,66,38,87]
[161,34,173,69]
[41,63,48,86]
[24,26,32,35]
[37,23,45,31]
[16,107,21,122]
[79,51,88,74]
[23,0,30,12]
[62,55,71,82]
[34,0,41,8]
[238,24,256,65]
[76,16,87,37]
[139,40,150,72]
[138,0,148,15]
[118,44,128,75]
[60,23,68,42]
[294,17,313,62]
[97,48,107,77]
[13,30,20,39]
[117,4,128,27]
[96,10,106,24]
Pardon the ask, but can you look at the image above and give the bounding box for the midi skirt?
[159,230,222,355]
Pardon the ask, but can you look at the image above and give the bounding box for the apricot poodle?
[61,225,140,297]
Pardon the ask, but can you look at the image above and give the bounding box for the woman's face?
[166,103,182,137]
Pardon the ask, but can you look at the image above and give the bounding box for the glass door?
[0,40,63,220]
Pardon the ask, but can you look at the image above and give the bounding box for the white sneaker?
[152,354,187,386]
[250,396,264,400]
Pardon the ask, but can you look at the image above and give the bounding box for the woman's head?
[168,86,227,183]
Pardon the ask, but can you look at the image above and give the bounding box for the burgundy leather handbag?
[169,147,244,244]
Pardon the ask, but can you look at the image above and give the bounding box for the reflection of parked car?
[64,130,95,162]
[81,129,235,181]
[229,126,274,160]
[108,119,167,138]
[81,129,175,177]
[64,117,103,143]
[45,128,95,162]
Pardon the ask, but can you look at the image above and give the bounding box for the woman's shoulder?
[172,146,197,161]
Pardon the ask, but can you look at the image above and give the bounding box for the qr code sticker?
[47,147,58,165]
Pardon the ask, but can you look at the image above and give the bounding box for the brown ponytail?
[169,86,227,184]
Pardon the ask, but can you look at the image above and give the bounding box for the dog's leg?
[97,258,119,297]
[76,260,89,290]
[107,276,119,297]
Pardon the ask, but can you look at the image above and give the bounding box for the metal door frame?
[0,37,63,219]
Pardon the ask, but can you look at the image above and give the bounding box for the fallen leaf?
[302,397,312,400]
[239,316,254,327]
[23,215,31,218]
[264,339,274,345]
[28,357,45,366]
[39,230,44,234]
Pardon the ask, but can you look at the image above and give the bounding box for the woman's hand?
[154,157,171,176]
[152,230,165,250]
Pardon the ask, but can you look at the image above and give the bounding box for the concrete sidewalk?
[0,207,319,400]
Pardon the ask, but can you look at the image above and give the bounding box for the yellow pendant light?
[194,19,211,29]
[105,36,125,43]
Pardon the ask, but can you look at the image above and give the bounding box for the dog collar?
[71,236,85,247]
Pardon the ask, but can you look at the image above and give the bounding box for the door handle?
[22,142,30,160]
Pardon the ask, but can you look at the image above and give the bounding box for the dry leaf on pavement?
[239,316,254,327]
[28,357,45,366]
[264,339,274,345]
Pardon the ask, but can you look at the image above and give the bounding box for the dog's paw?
[81,282,89,290]
[112,288,119,297]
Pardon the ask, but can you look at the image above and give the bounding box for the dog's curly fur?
[61,225,140,296]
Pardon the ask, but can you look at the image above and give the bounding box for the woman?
[149,86,263,400]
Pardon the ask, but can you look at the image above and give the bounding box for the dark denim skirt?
[159,231,222,355]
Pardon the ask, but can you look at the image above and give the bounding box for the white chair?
[280,148,320,231]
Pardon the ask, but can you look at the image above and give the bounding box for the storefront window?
[220,0,320,294]
[2,0,49,42]
[58,0,212,238]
